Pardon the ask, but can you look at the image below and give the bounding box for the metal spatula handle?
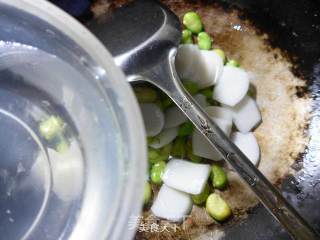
[143,48,319,240]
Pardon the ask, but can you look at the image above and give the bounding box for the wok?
[58,0,320,239]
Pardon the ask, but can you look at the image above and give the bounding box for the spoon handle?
[150,48,319,240]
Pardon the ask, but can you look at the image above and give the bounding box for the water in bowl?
[0,41,84,240]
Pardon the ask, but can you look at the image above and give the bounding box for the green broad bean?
[183,80,200,95]
[148,135,162,146]
[197,32,212,50]
[186,139,202,163]
[183,11,203,34]
[148,144,172,164]
[211,165,228,190]
[161,97,173,110]
[199,87,213,100]
[226,59,240,67]
[206,193,232,221]
[39,116,64,141]
[188,151,202,163]
[148,147,163,164]
[55,136,69,153]
[161,143,172,158]
[150,161,166,185]
[147,136,155,145]
[171,137,186,158]
[143,182,152,204]
[178,121,194,137]
[159,91,174,110]
[200,87,218,105]
[192,183,210,205]
[134,87,158,103]
[181,29,193,44]
[213,49,226,63]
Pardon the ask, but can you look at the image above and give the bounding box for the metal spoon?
[87,0,319,239]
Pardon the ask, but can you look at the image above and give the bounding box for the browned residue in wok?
[92,1,310,239]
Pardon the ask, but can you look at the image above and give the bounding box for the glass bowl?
[0,0,147,239]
